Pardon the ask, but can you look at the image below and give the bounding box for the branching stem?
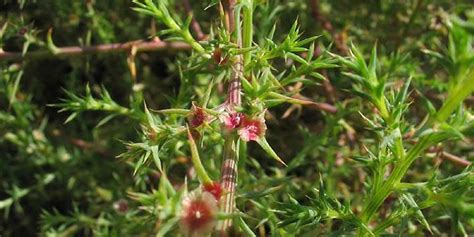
[0,39,190,61]
[217,1,250,234]
[359,70,474,235]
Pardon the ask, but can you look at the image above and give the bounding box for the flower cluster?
[222,112,243,131]
[220,111,266,142]
[181,107,272,236]
[186,102,267,142]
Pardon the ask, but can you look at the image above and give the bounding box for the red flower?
[181,190,218,236]
[238,116,266,142]
[212,47,228,65]
[203,182,223,201]
[188,103,208,128]
[220,112,244,131]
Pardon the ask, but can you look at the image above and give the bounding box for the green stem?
[242,0,253,66]
[359,71,474,236]
[148,1,205,54]
[182,30,205,53]
[436,71,474,122]
[156,108,190,115]
[360,134,432,225]
[394,128,405,159]
[380,96,405,161]
[187,127,213,184]
[377,97,390,122]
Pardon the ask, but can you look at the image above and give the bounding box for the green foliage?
[1,0,474,236]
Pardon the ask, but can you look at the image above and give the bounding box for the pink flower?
[220,112,244,131]
[188,103,208,128]
[238,116,267,142]
[203,182,223,201]
[180,190,218,236]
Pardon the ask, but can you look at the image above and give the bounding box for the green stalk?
[149,1,205,54]
[376,97,390,123]
[436,71,474,122]
[186,126,212,184]
[182,29,205,53]
[360,134,432,224]
[155,108,190,115]
[394,128,406,160]
[377,95,406,160]
[242,0,253,66]
[359,70,474,235]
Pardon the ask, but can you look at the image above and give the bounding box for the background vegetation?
[1,0,473,236]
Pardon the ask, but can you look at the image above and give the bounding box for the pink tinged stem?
[217,59,243,234]
[0,39,190,61]
[217,137,239,233]
[218,0,243,233]
[227,58,243,107]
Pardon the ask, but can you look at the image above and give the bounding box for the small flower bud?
[18,27,28,36]
[203,182,223,201]
[181,190,218,236]
[113,199,129,214]
[212,47,228,65]
[188,103,209,128]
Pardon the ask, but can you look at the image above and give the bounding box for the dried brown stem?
[183,0,206,40]
[293,94,338,113]
[222,0,237,33]
[51,130,111,157]
[0,39,190,61]
[441,151,472,167]
[321,70,336,103]
[70,138,111,157]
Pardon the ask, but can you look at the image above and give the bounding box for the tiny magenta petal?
[221,112,244,131]
[203,182,223,201]
[181,190,218,236]
[238,116,267,142]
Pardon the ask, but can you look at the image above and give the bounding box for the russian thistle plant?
[2,0,474,236]
[52,1,474,236]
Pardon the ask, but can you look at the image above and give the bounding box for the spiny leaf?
[256,137,286,166]
[186,126,212,184]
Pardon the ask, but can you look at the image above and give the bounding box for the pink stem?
[0,39,190,61]
[218,0,243,232]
